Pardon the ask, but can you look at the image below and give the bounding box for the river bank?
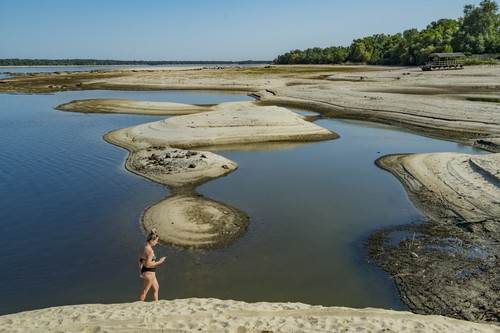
[369,152,499,322]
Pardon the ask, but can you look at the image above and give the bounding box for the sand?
[253,66,500,142]
[371,152,499,321]
[56,98,213,115]
[2,65,499,325]
[106,101,337,149]
[2,65,499,143]
[143,194,249,249]
[90,65,500,142]
[124,147,237,188]
[3,64,497,142]
[1,298,498,333]
[377,152,500,238]
[104,101,336,248]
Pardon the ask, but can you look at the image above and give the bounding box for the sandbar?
[105,101,337,149]
[104,101,337,248]
[143,194,249,249]
[377,152,500,237]
[56,98,212,115]
[371,152,499,322]
[3,65,499,143]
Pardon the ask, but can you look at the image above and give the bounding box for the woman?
[139,229,166,301]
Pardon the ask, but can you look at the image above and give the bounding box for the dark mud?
[368,155,500,324]
[367,222,499,324]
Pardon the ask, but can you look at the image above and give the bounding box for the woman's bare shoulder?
[143,245,153,255]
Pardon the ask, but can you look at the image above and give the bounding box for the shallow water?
[1,65,147,75]
[0,64,258,75]
[0,89,484,314]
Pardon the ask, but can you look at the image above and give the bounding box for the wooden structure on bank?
[421,53,465,71]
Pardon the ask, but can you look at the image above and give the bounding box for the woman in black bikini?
[139,229,166,301]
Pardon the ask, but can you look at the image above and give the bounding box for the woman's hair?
[147,228,159,242]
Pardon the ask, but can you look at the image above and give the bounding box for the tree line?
[274,0,499,65]
[0,59,271,66]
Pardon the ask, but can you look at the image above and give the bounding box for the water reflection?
[0,88,484,315]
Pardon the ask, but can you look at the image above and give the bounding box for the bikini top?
[140,255,156,264]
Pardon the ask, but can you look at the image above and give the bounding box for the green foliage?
[274,1,499,65]
[453,0,500,53]
[274,46,349,64]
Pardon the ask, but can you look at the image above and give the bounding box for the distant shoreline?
[0,60,272,67]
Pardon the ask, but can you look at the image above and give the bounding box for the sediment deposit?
[56,98,212,115]
[104,101,336,248]
[371,152,500,322]
[143,195,249,249]
[3,65,499,142]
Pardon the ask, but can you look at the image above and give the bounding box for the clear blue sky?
[0,0,481,61]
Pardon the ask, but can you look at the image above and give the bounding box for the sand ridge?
[3,65,499,324]
[56,98,213,115]
[372,152,499,322]
[377,152,500,237]
[104,101,337,248]
[106,101,337,149]
[143,194,249,249]
[1,298,498,333]
[3,65,499,144]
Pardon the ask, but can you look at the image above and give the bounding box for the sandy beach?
[1,298,499,333]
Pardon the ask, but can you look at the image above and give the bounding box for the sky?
[0,0,482,61]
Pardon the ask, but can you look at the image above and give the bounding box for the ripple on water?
[0,89,485,315]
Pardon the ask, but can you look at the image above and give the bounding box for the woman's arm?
[145,249,156,267]
[145,249,165,267]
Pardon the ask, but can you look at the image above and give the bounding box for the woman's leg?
[140,273,153,301]
[152,275,160,301]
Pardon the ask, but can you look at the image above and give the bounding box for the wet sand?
[114,146,238,188]
[371,152,499,322]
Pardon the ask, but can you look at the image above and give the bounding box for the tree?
[453,0,500,53]
[273,1,499,65]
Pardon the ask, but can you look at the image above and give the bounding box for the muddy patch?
[367,223,499,323]
[128,147,237,188]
